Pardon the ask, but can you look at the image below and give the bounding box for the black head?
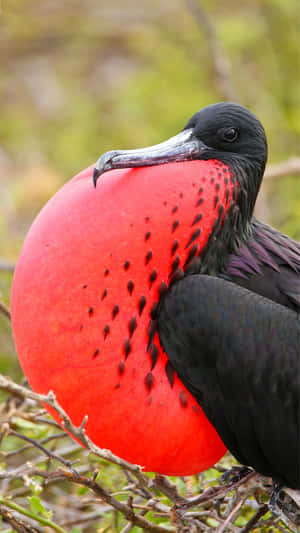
[93,102,267,219]
[185,103,267,162]
[184,102,268,199]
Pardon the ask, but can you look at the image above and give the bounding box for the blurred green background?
[0,0,299,380]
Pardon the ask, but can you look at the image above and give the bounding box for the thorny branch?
[0,373,299,532]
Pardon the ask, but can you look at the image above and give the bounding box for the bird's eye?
[222,127,238,142]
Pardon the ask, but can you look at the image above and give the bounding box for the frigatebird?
[93,102,300,495]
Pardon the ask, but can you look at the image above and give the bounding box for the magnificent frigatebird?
[11,103,299,509]
[93,102,300,495]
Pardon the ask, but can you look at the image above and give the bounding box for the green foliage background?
[0,1,299,531]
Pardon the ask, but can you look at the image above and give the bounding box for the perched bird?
[94,102,300,495]
[11,103,299,500]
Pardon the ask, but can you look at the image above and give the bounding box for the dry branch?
[264,157,300,180]
[0,298,11,320]
[1,372,299,532]
[0,259,15,273]
[185,0,237,101]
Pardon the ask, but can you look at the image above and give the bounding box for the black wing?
[225,219,300,312]
[158,275,300,489]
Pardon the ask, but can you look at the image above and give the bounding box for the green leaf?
[28,495,52,520]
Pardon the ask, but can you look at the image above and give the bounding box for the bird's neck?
[196,157,263,275]
[198,210,252,275]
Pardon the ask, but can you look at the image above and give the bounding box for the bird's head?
[94,102,267,223]
[183,102,267,176]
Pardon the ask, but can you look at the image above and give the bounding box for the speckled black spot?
[184,243,198,268]
[118,361,125,375]
[104,269,109,277]
[103,325,110,339]
[225,177,228,185]
[149,269,157,287]
[172,205,178,214]
[150,301,158,320]
[196,198,203,207]
[218,204,225,219]
[179,391,188,408]
[149,343,159,370]
[79,324,83,331]
[211,177,215,183]
[101,289,108,300]
[88,307,94,316]
[124,339,131,359]
[124,260,130,271]
[192,405,200,414]
[172,220,179,233]
[223,167,227,173]
[145,231,151,241]
[226,189,230,203]
[158,281,168,298]
[169,268,184,287]
[128,316,137,338]
[82,284,88,289]
[179,192,183,198]
[145,250,152,265]
[93,349,100,358]
[191,213,202,226]
[138,295,146,316]
[115,383,121,389]
[185,228,201,249]
[216,183,220,191]
[112,305,119,319]
[171,240,179,256]
[145,372,154,392]
[218,172,222,178]
[198,187,203,195]
[165,360,175,387]
[145,216,150,223]
[127,280,134,295]
[147,320,157,348]
[184,256,201,274]
[214,195,219,208]
[170,255,180,276]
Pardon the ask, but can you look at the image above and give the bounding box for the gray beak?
[93,129,207,187]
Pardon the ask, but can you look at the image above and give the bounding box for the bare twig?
[153,474,185,504]
[8,429,76,471]
[0,298,11,320]
[33,468,175,533]
[216,496,244,533]
[185,0,236,101]
[0,259,15,273]
[0,499,65,532]
[179,471,257,509]
[240,504,269,533]
[264,157,300,180]
[0,505,40,533]
[0,374,149,487]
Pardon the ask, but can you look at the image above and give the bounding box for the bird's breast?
[11,160,234,474]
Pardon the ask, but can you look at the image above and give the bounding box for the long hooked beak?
[93,129,208,187]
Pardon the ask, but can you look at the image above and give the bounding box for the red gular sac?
[11,160,234,475]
